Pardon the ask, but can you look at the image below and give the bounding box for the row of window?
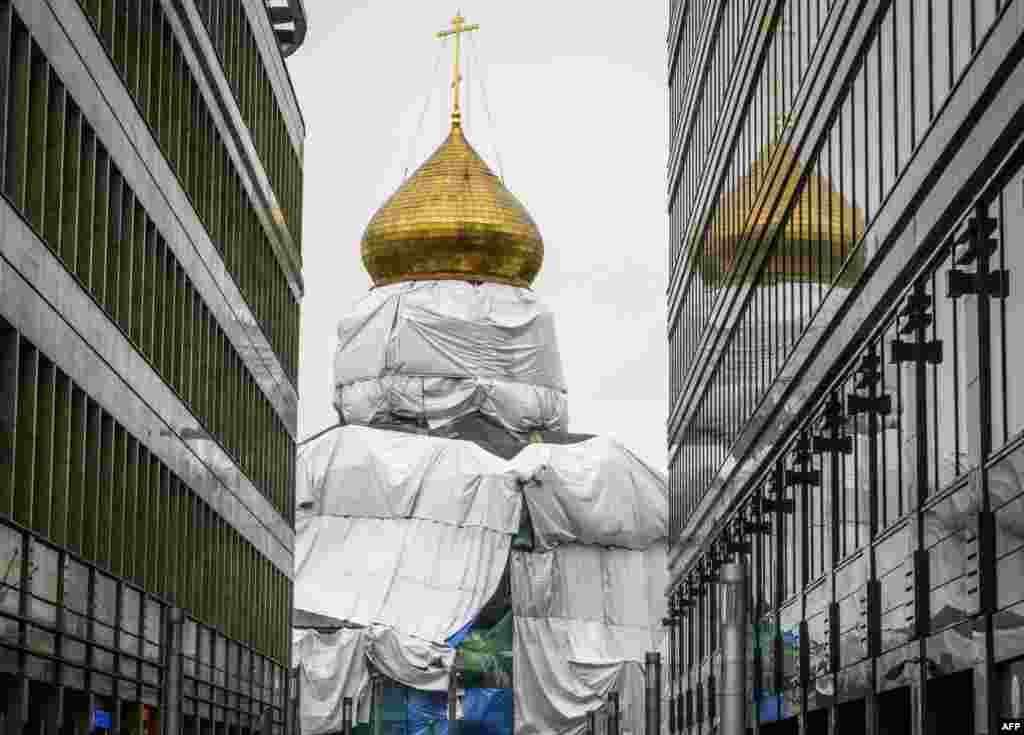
[0,526,166,725]
[668,0,836,409]
[182,616,288,729]
[0,9,295,519]
[669,157,1024,725]
[0,322,291,664]
[74,0,300,384]
[193,0,304,256]
[669,0,1006,535]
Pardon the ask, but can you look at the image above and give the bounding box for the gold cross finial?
[437,11,479,127]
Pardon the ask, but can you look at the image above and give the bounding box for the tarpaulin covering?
[511,543,668,735]
[293,627,373,733]
[463,689,514,735]
[295,517,511,647]
[295,425,665,560]
[405,689,448,735]
[293,424,669,735]
[333,281,568,433]
[296,426,522,532]
[513,441,667,551]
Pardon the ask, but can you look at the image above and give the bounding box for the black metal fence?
[583,691,621,735]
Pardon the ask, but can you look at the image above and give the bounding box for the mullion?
[97,411,114,568]
[5,17,30,211]
[13,339,37,528]
[25,44,48,234]
[0,1,14,194]
[0,322,18,519]
[32,356,55,539]
[123,435,138,585]
[75,126,95,289]
[110,424,126,577]
[106,165,123,322]
[50,369,71,548]
[43,74,65,250]
[118,186,135,335]
[91,144,110,310]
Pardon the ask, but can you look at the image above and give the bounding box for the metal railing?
[584,691,621,735]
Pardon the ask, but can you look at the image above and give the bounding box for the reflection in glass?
[997,173,1024,446]
[0,526,21,616]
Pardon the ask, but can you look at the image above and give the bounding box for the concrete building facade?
[0,1,305,732]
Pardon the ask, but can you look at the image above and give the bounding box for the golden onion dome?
[361,122,544,288]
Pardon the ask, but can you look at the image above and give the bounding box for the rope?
[464,35,471,134]
[466,35,505,182]
[441,36,448,138]
[403,38,446,180]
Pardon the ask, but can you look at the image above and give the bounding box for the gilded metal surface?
[361,123,544,287]
[699,142,866,287]
[436,12,479,127]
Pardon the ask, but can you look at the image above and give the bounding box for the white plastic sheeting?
[511,543,668,735]
[295,516,511,644]
[295,425,522,532]
[293,628,371,733]
[295,426,665,552]
[514,441,667,551]
[293,624,454,733]
[292,424,669,734]
[333,281,568,433]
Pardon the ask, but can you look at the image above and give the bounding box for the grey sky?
[288,1,669,471]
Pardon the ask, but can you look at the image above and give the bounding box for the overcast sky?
[287,1,669,472]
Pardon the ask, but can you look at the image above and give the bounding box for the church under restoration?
[291,15,668,735]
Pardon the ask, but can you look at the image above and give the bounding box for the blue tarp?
[379,686,512,735]
[446,618,475,648]
[758,693,783,723]
[462,689,512,735]
[408,690,448,735]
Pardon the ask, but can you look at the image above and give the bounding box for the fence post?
[162,607,183,735]
[291,667,301,735]
[342,696,353,735]
[645,652,662,735]
[720,561,748,735]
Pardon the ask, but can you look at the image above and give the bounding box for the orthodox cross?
[437,12,479,125]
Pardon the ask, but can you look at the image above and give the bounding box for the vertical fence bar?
[645,651,662,735]
[342,696,353,735]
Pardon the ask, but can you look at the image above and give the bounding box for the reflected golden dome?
[697,143,865,287]
[361,122,544,288]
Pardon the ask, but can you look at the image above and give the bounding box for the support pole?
[720,561,747,735]
[342,697,353,735]
[162,607,184,735]
[645,652,662,735]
